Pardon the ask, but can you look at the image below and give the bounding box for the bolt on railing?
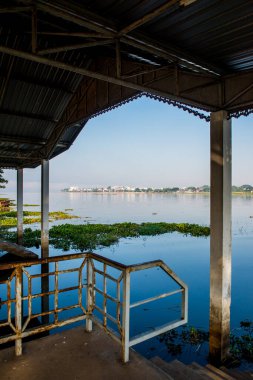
[0,251,188,362]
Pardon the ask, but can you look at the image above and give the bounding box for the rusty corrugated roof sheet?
[0,0,253,168]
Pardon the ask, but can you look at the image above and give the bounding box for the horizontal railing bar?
[129,318,187,347]
[30,271,56,278]
[1,314,87,345]
[22,284,86,301]
[29,303,83,320]
[0,252,88,270]
[128,260,164,272]
[0,333,18,345]
[94,268,118,283]
[30,267,81,279]
[0,298,16,305]
[22,315,87,339]
[89,253,127,270]
[58,284,86,294]
[0,322,10,328]
[0,252,181,282]
[94,286,120,304]
[93,305,119,326]
[130,289,184,309]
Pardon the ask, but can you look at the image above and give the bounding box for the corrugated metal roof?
[0,0,253,169]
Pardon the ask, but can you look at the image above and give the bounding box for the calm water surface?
[2,192,253,365]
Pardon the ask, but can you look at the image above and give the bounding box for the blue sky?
[2,97,253,192]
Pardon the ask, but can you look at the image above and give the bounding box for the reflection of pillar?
[209,111,232,364]
[17,168,23,245]
[41,160,49,325]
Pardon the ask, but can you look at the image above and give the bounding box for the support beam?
[17,168,23,245]
[119,0,178,36]
[41,160,49,258]
[32,7,37,53]
[36,1,221,74]
[0,46,214,111]
[209,110,232,365]
[38,39,113,55]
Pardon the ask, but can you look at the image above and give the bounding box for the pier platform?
[0,325,169,380]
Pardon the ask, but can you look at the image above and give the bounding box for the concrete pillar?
[41,160,49,325]
[41,159,49,258]
[209,110,232,364]
[17,168,23,245]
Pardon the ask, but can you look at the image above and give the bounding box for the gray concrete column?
[41,159,49,258]
[209,110,232,364]
[17,168,23,245]
[41,160,49,325]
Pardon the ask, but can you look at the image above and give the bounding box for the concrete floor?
[0,326,170,380]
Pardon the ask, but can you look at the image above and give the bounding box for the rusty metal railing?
[0,252,188,362]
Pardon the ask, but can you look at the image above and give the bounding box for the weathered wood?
[119,0,178,35]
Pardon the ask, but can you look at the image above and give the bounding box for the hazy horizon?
[2,97,253,194]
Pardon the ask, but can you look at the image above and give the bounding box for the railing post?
[86,257,93,332]
[122,269,130,363]
[181,286,188,322]
[15,267,22,356]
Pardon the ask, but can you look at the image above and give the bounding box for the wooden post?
[17,168,23,245]
[209,110,232,364]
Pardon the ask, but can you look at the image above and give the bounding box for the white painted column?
[17,168,23,245]
[41,159,49,258]
[209,110,232,364]
[41,160,49,325]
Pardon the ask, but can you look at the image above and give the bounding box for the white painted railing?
[0,251,188,362]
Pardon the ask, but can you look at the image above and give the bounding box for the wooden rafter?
[38,39,113,55]
[119,0,178,35]
[0,45,213,111]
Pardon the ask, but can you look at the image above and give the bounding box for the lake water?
[2,191,253,366]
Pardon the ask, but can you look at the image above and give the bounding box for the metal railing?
[0,252,188,362]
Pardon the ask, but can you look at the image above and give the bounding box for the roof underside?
[0,0,253,168]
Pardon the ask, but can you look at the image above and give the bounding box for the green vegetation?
[0,210,79,227]
[230,321,253,362]
[159,320,253,365]
[23,204,39,207]
[0,222,210,251]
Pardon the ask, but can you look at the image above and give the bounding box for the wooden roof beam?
[119,0,178,36]
[0,6,32,14]
[37,3,115,37]
[0,45,216,111]
[34,0,222,75]
[35,32,110,38]
[38,39,113,55]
